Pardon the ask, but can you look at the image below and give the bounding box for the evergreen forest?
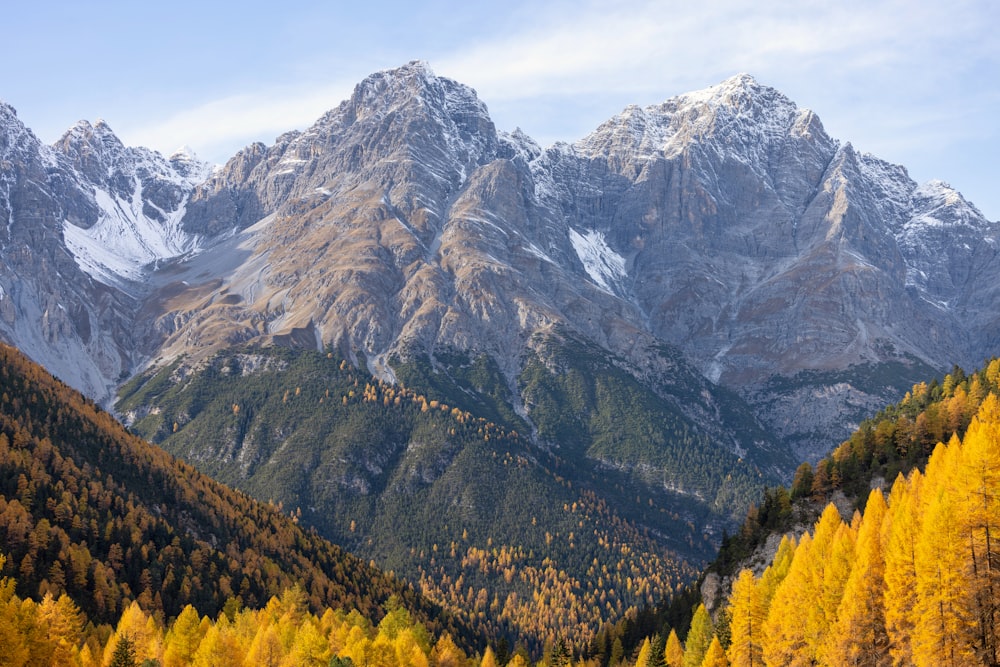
[3,339,1000,665]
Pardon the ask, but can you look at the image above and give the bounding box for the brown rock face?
[3,65,998,464]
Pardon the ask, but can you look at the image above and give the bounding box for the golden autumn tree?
[756,535,795,612]
[683,604,713,667]
[883,471,922,666]
[33,592,85,667]
[957,396,1000,664]
[286,618,333,666]
[103,601,163,665]
[762,530,815,667]
[699,636,728,667]
[246,624,284,667]
[480,646,500,667]
[803,504,851,662]
[828,489,890,666]
[726,569,763,667]
[814,517,857,665]
[191,621,243,667]
[163,604,206,667]
[913,442,977,666]
[664,629,684,667]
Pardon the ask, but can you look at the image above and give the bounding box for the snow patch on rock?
[568,228,627,293]
[63,179,199,285]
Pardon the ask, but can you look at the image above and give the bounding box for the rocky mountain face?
[0,103,209,399]
[1,61,996,462]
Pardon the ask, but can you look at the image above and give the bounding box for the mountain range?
[2,61,997,647]
[3,63,995,462]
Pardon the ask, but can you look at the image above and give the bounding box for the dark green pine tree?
[109,634,137,667]
[649,632,667,667]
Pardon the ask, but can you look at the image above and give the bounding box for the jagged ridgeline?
[0,343,470,644]
[116,341,774,650]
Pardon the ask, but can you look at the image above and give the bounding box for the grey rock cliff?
[2,65,998,465]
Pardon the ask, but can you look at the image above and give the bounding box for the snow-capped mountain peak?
[51,119,210,287]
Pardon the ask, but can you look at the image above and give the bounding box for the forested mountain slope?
[0,549,494,667]
[601,360,1000,666]
[0,343,468,643]
[117,345,718,651]
[705,393,1000,666]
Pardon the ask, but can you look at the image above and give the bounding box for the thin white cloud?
[432,0,994,101]
[119,82,356,162]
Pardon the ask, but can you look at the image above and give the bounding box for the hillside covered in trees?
[117,345,717,651]
[0,557,489,667]
[0,343,471,648]
[707,391,1000,665]
[592,361,1000,666]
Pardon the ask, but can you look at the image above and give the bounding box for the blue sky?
[6,0,998,219]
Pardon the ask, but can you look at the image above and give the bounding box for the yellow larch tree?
[33,592,84,667]
[813,517,857,664]
[480,646,500,667]
[664,628,684,667]
[883,471,922,666]
[683,604,714,667]
[103,600,163,665]
[163,604,207,667]
[393,627,431,667]
[762,531,814,666]
[726,569,763,667]
[699,636,729,667]
[957,396,1000,664]
[191,621,243,667]
[285,616,332,667]
[635,637,653,667]
[756,535,795,612]
[0,554,28,667]
[247,623,285,667]
[913,445,977,666]
[802,504,850,661]
[430,633,467,667]
[828,489,890,666]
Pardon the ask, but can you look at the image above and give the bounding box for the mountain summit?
[2,64,998,460]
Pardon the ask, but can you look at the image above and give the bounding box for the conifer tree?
[650,632,667,667]
[828,489,890,666]
[480,646,500,667]
[762,532,813,666]
[958,397,1000,664]
[802,504,849,660]
[104,601,162,665]
[246,624,284,667]
[883,472,922,666]
[914,461,976,666]
[683,605,713,667]
[110,634,138,667]
[664,629,684,667]
[699,636,728,667]
[163,604,205,667]
[756,535,795,611]
[814,518,857,664]
[635,637,653,667]
[726,569,763,667]
[34,592,84,666]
